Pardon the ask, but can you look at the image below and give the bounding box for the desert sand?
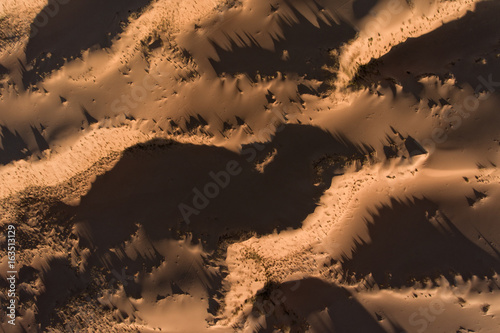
[1,0,500,332]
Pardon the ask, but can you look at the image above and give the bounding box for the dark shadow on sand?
[342,197,500,288]
[353,1,500,96]
[251,278,391,333]
[0,125,31,165]
[23,0,152,87]
[74,124,370,252]
[209,5,357,82]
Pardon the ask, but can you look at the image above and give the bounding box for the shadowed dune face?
[23,0,153,86]
[178,0,358,83]
[0,63,8,76]
[0,125,31,165]
[250,278,388,333]
[353,1,500,94]
[342,197,500,288]
[34,256,87,329]
[209,5,356,81]
[74,124,369,251]
[0,124,50,165]
[352,0,380,19]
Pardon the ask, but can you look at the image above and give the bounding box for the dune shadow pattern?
[23,0,153,87]
[0,124,52,165]
[342,197,500,288]
[250,278,394,333]
[74,124,369,252]
[8,125,500,331]
[0,125,31,165]
[209,4,357,81]
[21,124,368,329]
[353,1,500,96]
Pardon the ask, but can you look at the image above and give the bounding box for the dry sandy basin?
[0,0,500,332]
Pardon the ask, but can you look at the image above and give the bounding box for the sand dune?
[1,0,500,332]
